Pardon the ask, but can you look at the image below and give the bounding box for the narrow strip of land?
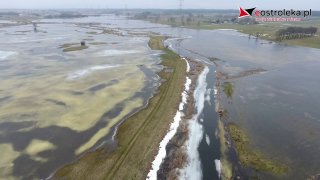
[54,36,186,180]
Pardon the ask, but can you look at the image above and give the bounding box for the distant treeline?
[0,12,19,16]
[44,12,87,19]
[276,26,318,41]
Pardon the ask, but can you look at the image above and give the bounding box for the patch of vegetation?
[60,43,89,52]
[63,46,88,52]
[218,120,233,179]
[223,82,234,99]
[228,123,289,175]
[208,57,220,62]
[86,31,99,35]
[148,35,166,49]
[54,36,186,179]
[102,29,123,36]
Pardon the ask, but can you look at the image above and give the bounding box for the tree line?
[276,26,318,41]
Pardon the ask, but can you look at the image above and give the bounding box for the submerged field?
[54,36,187,179]
[0,17,162,179]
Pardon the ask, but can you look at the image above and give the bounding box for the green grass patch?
[228,123,289,175]
[54,36,186,180]
[148,36,166,50]
[223,82,234,99]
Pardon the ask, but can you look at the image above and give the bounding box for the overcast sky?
[0,0,319,10]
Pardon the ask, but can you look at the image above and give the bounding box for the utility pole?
[179,0,185,26]
[179,0,184,14]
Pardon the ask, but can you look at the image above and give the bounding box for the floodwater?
[136,19,320,179]
[1,14,320,180]
[0,16,161,179]
[177,30,320,179]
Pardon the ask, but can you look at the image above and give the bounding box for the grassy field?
[148,17,320,49]
[54,36,186,179]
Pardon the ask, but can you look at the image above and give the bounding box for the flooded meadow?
[1,14,320,180]
[0,16,161,179]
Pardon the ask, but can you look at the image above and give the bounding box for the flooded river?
[143,19,320,179]
[1,15,320,179]
[176,29,320,179]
